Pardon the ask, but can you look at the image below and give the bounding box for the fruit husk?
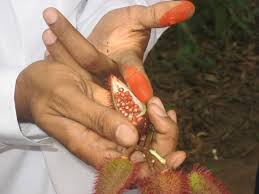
[94,157,138,194]
[139,169,189,194]
[188,164,231,194]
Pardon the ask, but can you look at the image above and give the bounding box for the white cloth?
[0,0,165,194]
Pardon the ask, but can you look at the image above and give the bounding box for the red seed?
[133,108,139,113]
[136,116,143,122]
[134,104,139,109]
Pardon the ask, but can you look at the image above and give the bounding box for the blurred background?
[145,0,259,193]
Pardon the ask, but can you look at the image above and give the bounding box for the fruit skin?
[94,157,138,194]
[188,164,231,194]
[139,169,190,194]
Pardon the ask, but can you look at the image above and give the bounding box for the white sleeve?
[0,69,49,146]
[76,0,167,60]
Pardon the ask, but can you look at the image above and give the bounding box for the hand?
[15,48,139,168]
[43,1,195,103]
[41,30,185,178]
[131,97,186,180]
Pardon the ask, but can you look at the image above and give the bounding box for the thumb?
[120,53,153,104]
[137,0,195,28]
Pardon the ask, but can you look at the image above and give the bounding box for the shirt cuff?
[77,0,167,59]
[0,69,49,146]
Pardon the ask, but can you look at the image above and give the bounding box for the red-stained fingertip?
[159,1,195,26]
[123,66,153,104]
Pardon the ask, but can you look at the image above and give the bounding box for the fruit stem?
[144,125,155,149]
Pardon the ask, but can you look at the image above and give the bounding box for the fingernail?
[43,29,57,45]
[116,124,138,146]
[152,104,167,117]
[159,1,195,26]
[43,8,58,25]
[124,66,153,103]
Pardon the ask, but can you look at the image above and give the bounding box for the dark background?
[145,0,259,193]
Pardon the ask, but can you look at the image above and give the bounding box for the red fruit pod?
[94,158,139,194]
[188,164,231,194]
[108,75,148,132]
[138,169,190,194]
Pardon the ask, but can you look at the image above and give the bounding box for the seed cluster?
[114,87,143,126]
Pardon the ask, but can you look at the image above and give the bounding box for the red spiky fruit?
[109,75,148,133]
[94,157,138,194]
[188,164,231,194]
[139,169,189,194]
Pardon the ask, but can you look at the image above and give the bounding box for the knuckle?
[51,84,67,97]
[92,108,112,136]
[149,6,157,24]
[159,117,179,136]
[168,120,179,137]
[80,52,99,67]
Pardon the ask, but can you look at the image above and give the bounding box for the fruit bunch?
[94,75,230,194]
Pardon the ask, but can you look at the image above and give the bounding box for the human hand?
[43,1,195,103]
[15,45,139,168]
[40,31,185,178]
[130,97,186,179]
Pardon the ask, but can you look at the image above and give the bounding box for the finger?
[42,29,79,67]
[38,115,122,168]
[147,97,179,155]
[136,0,195,28]
[121,56,153,103]
[60,86,139,147]
[43,7,117,74]
[167,110,177,124]
[43,29,94,80]
[89,82,112,107]
[165,151,186,169]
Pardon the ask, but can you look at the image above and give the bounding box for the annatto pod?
[188,164,231,194]
[94,157,138,194]
[109,75,148,134]
[139,169,190,194]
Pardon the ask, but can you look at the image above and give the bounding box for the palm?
[88,6,150,64]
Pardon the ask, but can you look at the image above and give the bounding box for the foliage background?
[145,1,258,193]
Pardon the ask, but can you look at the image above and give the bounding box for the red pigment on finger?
[123,66,153,104]
[159,1,195,26]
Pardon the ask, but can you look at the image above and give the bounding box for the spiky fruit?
[188,164,231,194]
[109,75,148,132]
[94,158,137,194]
[139,169,189,194]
